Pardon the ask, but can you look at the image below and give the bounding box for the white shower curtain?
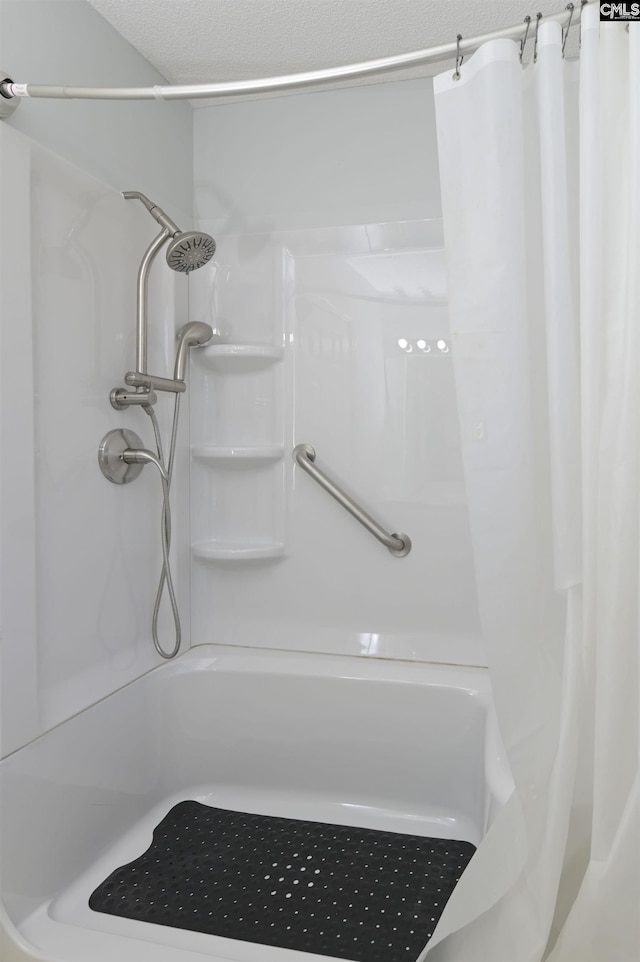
[422,6,640,961]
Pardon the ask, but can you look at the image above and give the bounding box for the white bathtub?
[0,645,512,962]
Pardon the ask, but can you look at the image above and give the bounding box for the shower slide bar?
[293,443,411,558]
[0,3,587,106]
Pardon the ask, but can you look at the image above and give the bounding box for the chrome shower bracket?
[0,71,20,119]
[98,428,166,484]
[110,387,158,410]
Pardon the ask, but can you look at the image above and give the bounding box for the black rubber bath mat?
[89,801,475,962]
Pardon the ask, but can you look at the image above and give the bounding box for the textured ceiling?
[87,0,580,102]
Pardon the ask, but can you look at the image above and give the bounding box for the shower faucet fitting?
[110,387,158,410]
[98,428,166,485]
[121,190,181,237]
[111,323,214,408]
[110,191,216,410]
[100,190,217,662]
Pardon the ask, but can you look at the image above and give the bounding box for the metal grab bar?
[293,443,411,558]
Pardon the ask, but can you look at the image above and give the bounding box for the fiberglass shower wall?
[0,0,193,756]
[190,80,486,667]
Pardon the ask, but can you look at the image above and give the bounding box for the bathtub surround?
[187,218,484,667]
[187,68,484,670]
[0,126,192,754]
[0,0,193,751]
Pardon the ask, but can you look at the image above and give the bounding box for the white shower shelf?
[192,540,285,562]
[198,343,284,371]
[192,445,284,466]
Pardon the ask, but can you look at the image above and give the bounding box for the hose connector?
[122,446,168,481]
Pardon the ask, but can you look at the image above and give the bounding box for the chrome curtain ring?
[533,11,543,63]
[562,3,575,56]
[520,15,532,63]
[453,34,464,81]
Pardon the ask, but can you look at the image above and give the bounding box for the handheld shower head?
[174,322,214,380]
[166,231,216,274]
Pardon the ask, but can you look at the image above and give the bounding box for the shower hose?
[145,396,182,659]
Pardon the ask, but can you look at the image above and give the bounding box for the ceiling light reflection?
[396,337,449,354]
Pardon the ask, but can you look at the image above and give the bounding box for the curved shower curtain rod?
[0,2,587,105]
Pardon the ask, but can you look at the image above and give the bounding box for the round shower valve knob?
[98,428,145,484]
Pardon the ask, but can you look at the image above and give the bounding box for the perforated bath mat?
[89,800,475,962]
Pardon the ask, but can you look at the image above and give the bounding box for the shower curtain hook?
[562,3,575,56]
[520,15,532,63]
[453,34,463,81]
[579,0,588,47]
[533,12,543,63]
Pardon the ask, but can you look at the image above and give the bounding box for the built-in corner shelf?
[198,343,284,372]
[191,343,285,561]
[192,541,285,563]
[192,445,284,467]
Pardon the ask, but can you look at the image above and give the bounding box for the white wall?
[194,78,442,234]
[0,0,194,756]
[192,80,485,668]
[1,0,192,223]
